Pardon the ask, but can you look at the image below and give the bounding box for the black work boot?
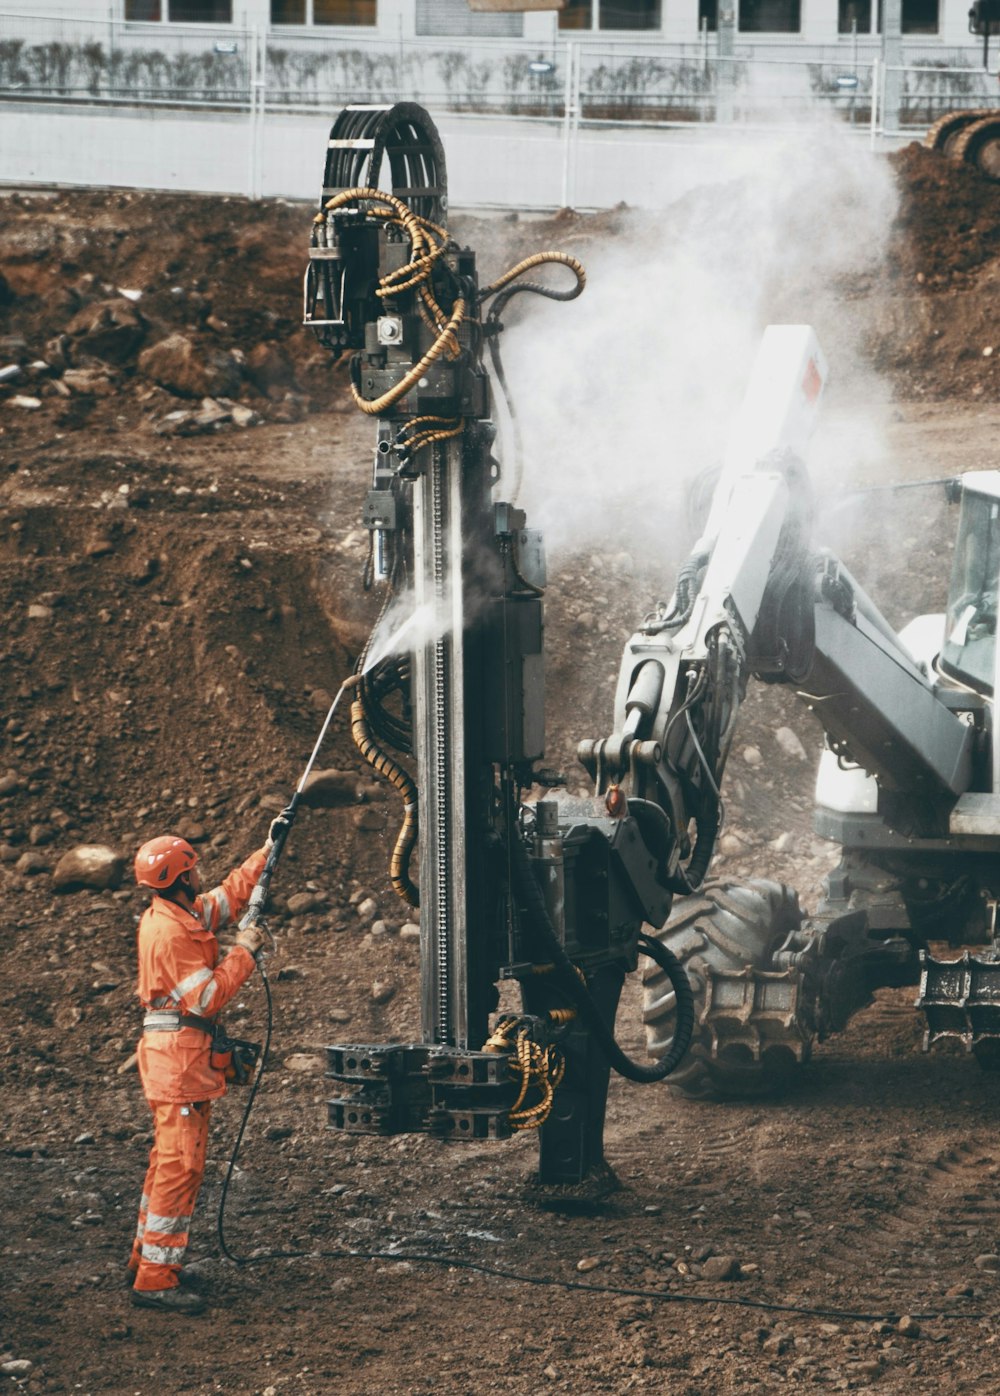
[130,1286,207,1315]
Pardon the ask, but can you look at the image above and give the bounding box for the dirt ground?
[6,142,1000,1394]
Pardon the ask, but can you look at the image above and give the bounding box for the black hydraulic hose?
[509,829,694,1082]
[217,962,274,1264]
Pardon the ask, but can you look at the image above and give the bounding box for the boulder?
[245,341,296,399]
[52,845,125,892]
[138,333,242,400]
[299,768,364,809]
[65,297,146,365]
[62,367,116,398]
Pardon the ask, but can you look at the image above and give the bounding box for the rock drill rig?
[301,102,1000,1186]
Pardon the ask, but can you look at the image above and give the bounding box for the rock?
[245,341,296,399]
[742,745,763,767]
[576,1256,601,1273]
[775,726,807,761]
[283,1053,325,1073]
[138,333,242,400]
[229,402,261,429]
[174,818,206,843]
[52,846,126,892]
[65,297,146,364]
[372,980,396,1004]
[762,1332,792,1355]
[0,1360,33,1378]
[16,851,50,876]
[700,1255,741,1281]
[897,1315,921,1338]
[286,891,320,916]
[299,768,364,809]
[62,367,115,397]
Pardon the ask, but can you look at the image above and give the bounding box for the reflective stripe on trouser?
[131,1099,212,1292]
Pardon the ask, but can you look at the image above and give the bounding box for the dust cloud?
[496,124,899,565]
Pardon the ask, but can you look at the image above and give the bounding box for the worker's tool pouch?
[210,1025,261,1086]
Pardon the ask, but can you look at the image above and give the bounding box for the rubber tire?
[642,879,809,1100]
[952,116,1000,181]
[923,109,997,155]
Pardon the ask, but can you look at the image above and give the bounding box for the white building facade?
[0,0,987,52]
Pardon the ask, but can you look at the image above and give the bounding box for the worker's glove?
[235,924,266,959]
[265,806,294,851]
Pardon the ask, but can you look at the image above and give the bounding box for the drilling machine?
[302,103,1000,1186]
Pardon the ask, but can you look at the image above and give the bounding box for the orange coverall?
[129,848,267,1293]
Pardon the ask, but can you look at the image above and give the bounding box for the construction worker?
[127,823,283,1314]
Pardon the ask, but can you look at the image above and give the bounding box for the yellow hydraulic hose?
[351,297,466,418]
[479,251,586,301]
[350,695,419,909]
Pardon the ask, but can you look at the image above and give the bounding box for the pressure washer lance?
[238,672,361,937]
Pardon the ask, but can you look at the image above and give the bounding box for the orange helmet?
[134,836,198,890]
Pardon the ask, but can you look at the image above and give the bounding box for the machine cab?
[940,472,1000,697]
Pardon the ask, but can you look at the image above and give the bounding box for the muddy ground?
[5,143,1000,1394]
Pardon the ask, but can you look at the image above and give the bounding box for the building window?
[839,0,872,30]
[126,0,234,17]
[558,0,591,26]
[314,0,377,20]
[169,0,233,18]
[558,0,659,28]
[272,0,307,19]
[902,0,938,31]
[739,0,799,30]
[599,0,660,25]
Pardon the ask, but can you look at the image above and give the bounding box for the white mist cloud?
[496,123,898,561]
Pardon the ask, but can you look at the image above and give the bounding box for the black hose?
[509,828,694,1082]
[217,963,274,1264]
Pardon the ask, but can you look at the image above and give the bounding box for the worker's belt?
[142,1010,215,1035]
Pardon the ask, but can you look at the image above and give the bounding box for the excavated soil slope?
[3,144,1000,1395]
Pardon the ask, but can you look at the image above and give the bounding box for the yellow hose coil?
[350,696,419,909]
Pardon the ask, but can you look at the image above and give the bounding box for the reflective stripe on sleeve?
[169,967,213,1003]
[198,979,219,1011]
[200,888,231,930]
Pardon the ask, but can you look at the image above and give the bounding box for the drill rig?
[303,103,1000,1184]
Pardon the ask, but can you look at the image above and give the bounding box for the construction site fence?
[1,11,1000,128]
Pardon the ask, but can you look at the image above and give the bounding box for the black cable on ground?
[214,968,987,1327]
